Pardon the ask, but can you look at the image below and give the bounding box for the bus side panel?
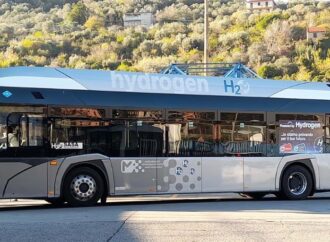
[243,157,282,192]
[274,154,319,190]
[4,162,48,198]
[157,157,202,194]
[313,154,330,190]
[112,157,157,195]
[53,154,110,197]
[104,157,115,195]
[47,158,65,198]
[0,161,30,198]
[202,157,243,192]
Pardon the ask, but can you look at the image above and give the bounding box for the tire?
[63,167,104,207]
[45,198,64,207]
[240,192,267,200]
[273,192,286,200]
[281,165,313,200]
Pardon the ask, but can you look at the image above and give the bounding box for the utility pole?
[204,0,209,75]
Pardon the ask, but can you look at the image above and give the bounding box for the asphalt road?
[1,194,330,242]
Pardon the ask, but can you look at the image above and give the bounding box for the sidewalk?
[0,199,47,208]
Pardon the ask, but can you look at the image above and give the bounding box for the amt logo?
[121,160,144,173]
[224,80,250,95]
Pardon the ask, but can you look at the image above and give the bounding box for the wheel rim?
[287,172,307,196]
[70,175,97,201]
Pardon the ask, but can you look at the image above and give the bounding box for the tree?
[134,40,162,58]
[67,2,88,25]
[247,42,270,67]
[256,13,282,31]
[182,35,203,52]
[258,64,283,79]
[291,25,306,41]
[218,31,249,52]
[274,57,299,76]
[134,56,178,72]
[84,16,105,31]
[264,20,293,57]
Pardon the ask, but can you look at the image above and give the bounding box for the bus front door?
[0,113,48,198]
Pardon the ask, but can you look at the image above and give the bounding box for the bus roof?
[1,66,330,101]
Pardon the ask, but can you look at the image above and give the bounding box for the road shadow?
[0,194,330,214]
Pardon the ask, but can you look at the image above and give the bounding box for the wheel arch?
[60,161,109,200]
[54,154,114,199]
[276,158,317,195]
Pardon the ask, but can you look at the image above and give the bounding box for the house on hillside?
[307,26,327,41]
[123,12,154,28]
[246,0,276,10]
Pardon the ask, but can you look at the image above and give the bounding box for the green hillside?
[0,0,330,81]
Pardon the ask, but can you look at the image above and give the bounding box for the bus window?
[0,127,7,149]
[4,113,46,148]
[275,114,323,122]
[52,119,120,156]
[134,121,165,157]
[167,111,216,121]
[105,121,165,157]
[166,110,218,157]
[0,108,46,153]
[219,112,267,156]
[0,113,8,150]
[7,113,24,148]
[112,109,163,120]
[27,115,45,147]
[49,107,105,119]
[51,119,86,152]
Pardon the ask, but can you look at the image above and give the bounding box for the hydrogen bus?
[0,66,330,206]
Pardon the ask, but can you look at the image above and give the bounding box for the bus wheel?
[45,198,64,207]
[273,192,286,200]
[281,165,313,200]
[63,167,104,207]
[240,192,266,200]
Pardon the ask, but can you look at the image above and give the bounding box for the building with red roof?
[307,26,327,41]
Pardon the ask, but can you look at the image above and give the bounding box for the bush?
[67,2,88,25]
[256,13,282,31]
[258,64,283,79]
[84,16,105,31]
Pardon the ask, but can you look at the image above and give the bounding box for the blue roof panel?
[0,66,330,102]
[0,67,87,90]
[0,66,63,78]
